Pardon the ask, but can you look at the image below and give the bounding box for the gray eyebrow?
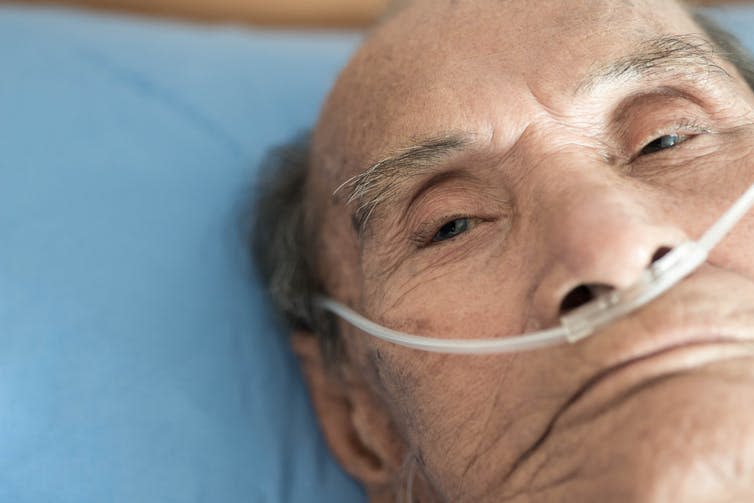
[337,36,733,236]
[334,134,470,235]
[576,34,732,94]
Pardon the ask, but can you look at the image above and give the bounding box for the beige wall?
[11,0,752,27]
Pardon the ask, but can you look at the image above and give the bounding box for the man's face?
[309,0,754,500]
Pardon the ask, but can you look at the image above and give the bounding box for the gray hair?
[249,11,754,364]
[250,134,343,363]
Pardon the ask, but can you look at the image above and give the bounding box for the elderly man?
[253,0,754,500]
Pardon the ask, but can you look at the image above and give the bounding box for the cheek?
[690,138,754,278]
[371,341,577,501]
[644,129,754,279]
[712,217,754,279]
[720,141,754,275]
[405,359,515,486]
[364,225,537,339]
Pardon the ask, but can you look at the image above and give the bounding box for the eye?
[639,133,690,156]
[432,217,475,243]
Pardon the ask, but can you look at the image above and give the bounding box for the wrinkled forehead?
[311,0,702,184]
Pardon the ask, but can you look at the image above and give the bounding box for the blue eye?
[432,217,472,243]
[640,133,688,156]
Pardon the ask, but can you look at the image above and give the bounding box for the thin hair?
[249,133,342,364]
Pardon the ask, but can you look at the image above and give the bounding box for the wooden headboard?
[15,0,390,26]
[11,0,751,27]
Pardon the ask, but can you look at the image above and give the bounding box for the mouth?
[555,337,754,428]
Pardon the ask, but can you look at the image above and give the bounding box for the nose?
[530,175,688,324]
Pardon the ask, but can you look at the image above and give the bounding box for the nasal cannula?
[317,182,754,355]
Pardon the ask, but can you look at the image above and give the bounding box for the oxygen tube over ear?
[317,182,754,355]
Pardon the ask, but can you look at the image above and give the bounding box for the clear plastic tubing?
[317,182,754,355]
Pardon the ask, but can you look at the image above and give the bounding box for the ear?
[291,331,406,496]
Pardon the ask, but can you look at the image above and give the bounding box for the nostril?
[559,285,596,314]
[651,246,673,264]
[556,247,676,317]
[559,283,615,315]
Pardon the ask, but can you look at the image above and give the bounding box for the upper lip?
[551,266,754,426]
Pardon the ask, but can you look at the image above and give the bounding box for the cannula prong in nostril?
[560,284,615,315]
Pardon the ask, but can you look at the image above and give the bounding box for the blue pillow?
[2,4,754,503]
[0,5,362,502]
[703,4,754,39]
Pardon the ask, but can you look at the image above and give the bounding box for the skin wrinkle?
[362,177,508,282]
[366,211,512,317]
[627,131,731,181]
[616,367,751,499]
[361,157,523,328]
[417,407,474,497]
[285,1,754,501]
[361,220,409,283]
[500,369,722,502]
[337,135,470,234]
[519,467,583,502]
[498,458,583,503]
[378,351,449,431]
[514,344,754,496]
[434,383,508,500]
[562,345,737,433]
[370,349,390,391]
[471,404,569,499]
[524,435,589,494]
[365,219,488,312]
[608,90,711,159]
[458,357,517,488]
[473,336,752,491]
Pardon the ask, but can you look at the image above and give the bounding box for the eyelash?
[412,214,482,248]
[634,118,709,159]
